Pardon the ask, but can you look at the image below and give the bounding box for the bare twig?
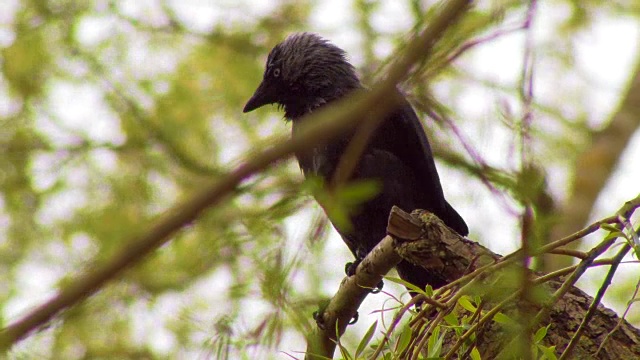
[559,243,631,359]
[596,262,640,356]
[443,291,521,360]
[548,248,588,259]
[532,236,619,328]
[369,295,421,360]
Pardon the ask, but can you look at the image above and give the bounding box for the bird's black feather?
[243,33,468,292]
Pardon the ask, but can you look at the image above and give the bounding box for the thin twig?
[532,236,618,328]
[445,22,528,65]
[548,248,588,259]
[559,243,631,359]
[596,258,640,356]
[369,296,421,360]
[443,291,521,360]
[411,308,449,360]
[532,258,613,285]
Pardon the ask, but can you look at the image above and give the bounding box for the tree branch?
[387,205,639,359]
[0,72,388,353]
[0,0,474,351]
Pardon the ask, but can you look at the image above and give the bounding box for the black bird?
[243,33,468,292]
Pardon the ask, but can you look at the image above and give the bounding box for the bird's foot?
[345,248,369,276]
[344,259,360,277]
[349,311,359,325]
[313,300,330,330]
[345,260,384,294]
[312,310,326,330]
[313,308,359,327]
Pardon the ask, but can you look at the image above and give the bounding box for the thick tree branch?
[559,243,631,359]
[389,204,640,359]
[307,195,639,359]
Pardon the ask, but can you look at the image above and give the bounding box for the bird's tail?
[396,260,447,295]
[443,201,469,236]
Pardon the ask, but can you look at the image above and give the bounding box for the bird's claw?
[348,311,359,325]
[345,260,360,277]
[346,257,384,294]
[313,310,326,330]
[345,249,367,276]
[313,309,358,327]
[370,280,384,294]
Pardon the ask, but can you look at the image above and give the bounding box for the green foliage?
[355,320,377,358]
[2,26,50,98]
[309,177,382,233]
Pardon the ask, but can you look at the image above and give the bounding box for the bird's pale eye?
[273,68,281,77]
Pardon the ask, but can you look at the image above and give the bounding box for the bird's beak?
[243,80,277,113]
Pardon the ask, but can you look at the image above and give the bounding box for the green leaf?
[458,295,477,312]
[538,345,558,360]
[470,346,482,360]
[443,312,459,326]
[600,223,620,232]
[337,340,353,360]
[604,231,625,241]
[338,180,382,205]
[493,312,513,325]
[534,325,549,343]
[424,285,434,297]
[427,326,443,358]
[356,320,377,358]
[384,276,425,295]
[395,324,412,354]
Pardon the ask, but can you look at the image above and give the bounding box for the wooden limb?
[388,207,640,359]
[559,243,631,359]
[305,235,401,360]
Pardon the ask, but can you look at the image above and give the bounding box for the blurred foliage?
[0,0,638,359]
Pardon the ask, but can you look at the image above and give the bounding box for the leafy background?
[1,0,639,358]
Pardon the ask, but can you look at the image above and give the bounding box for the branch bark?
[394,206,640,359]
[304,199,640,359]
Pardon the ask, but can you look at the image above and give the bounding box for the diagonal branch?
[0,0,473,351]
[0,79,388,352]
[559,242,632,359]
[381,206,640,359]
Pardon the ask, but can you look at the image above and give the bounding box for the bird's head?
[243,33,361,120]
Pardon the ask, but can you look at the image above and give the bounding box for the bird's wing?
[375,92,448,213]
[378,92,469,236]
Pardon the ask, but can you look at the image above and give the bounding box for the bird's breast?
[295,146,336,179]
